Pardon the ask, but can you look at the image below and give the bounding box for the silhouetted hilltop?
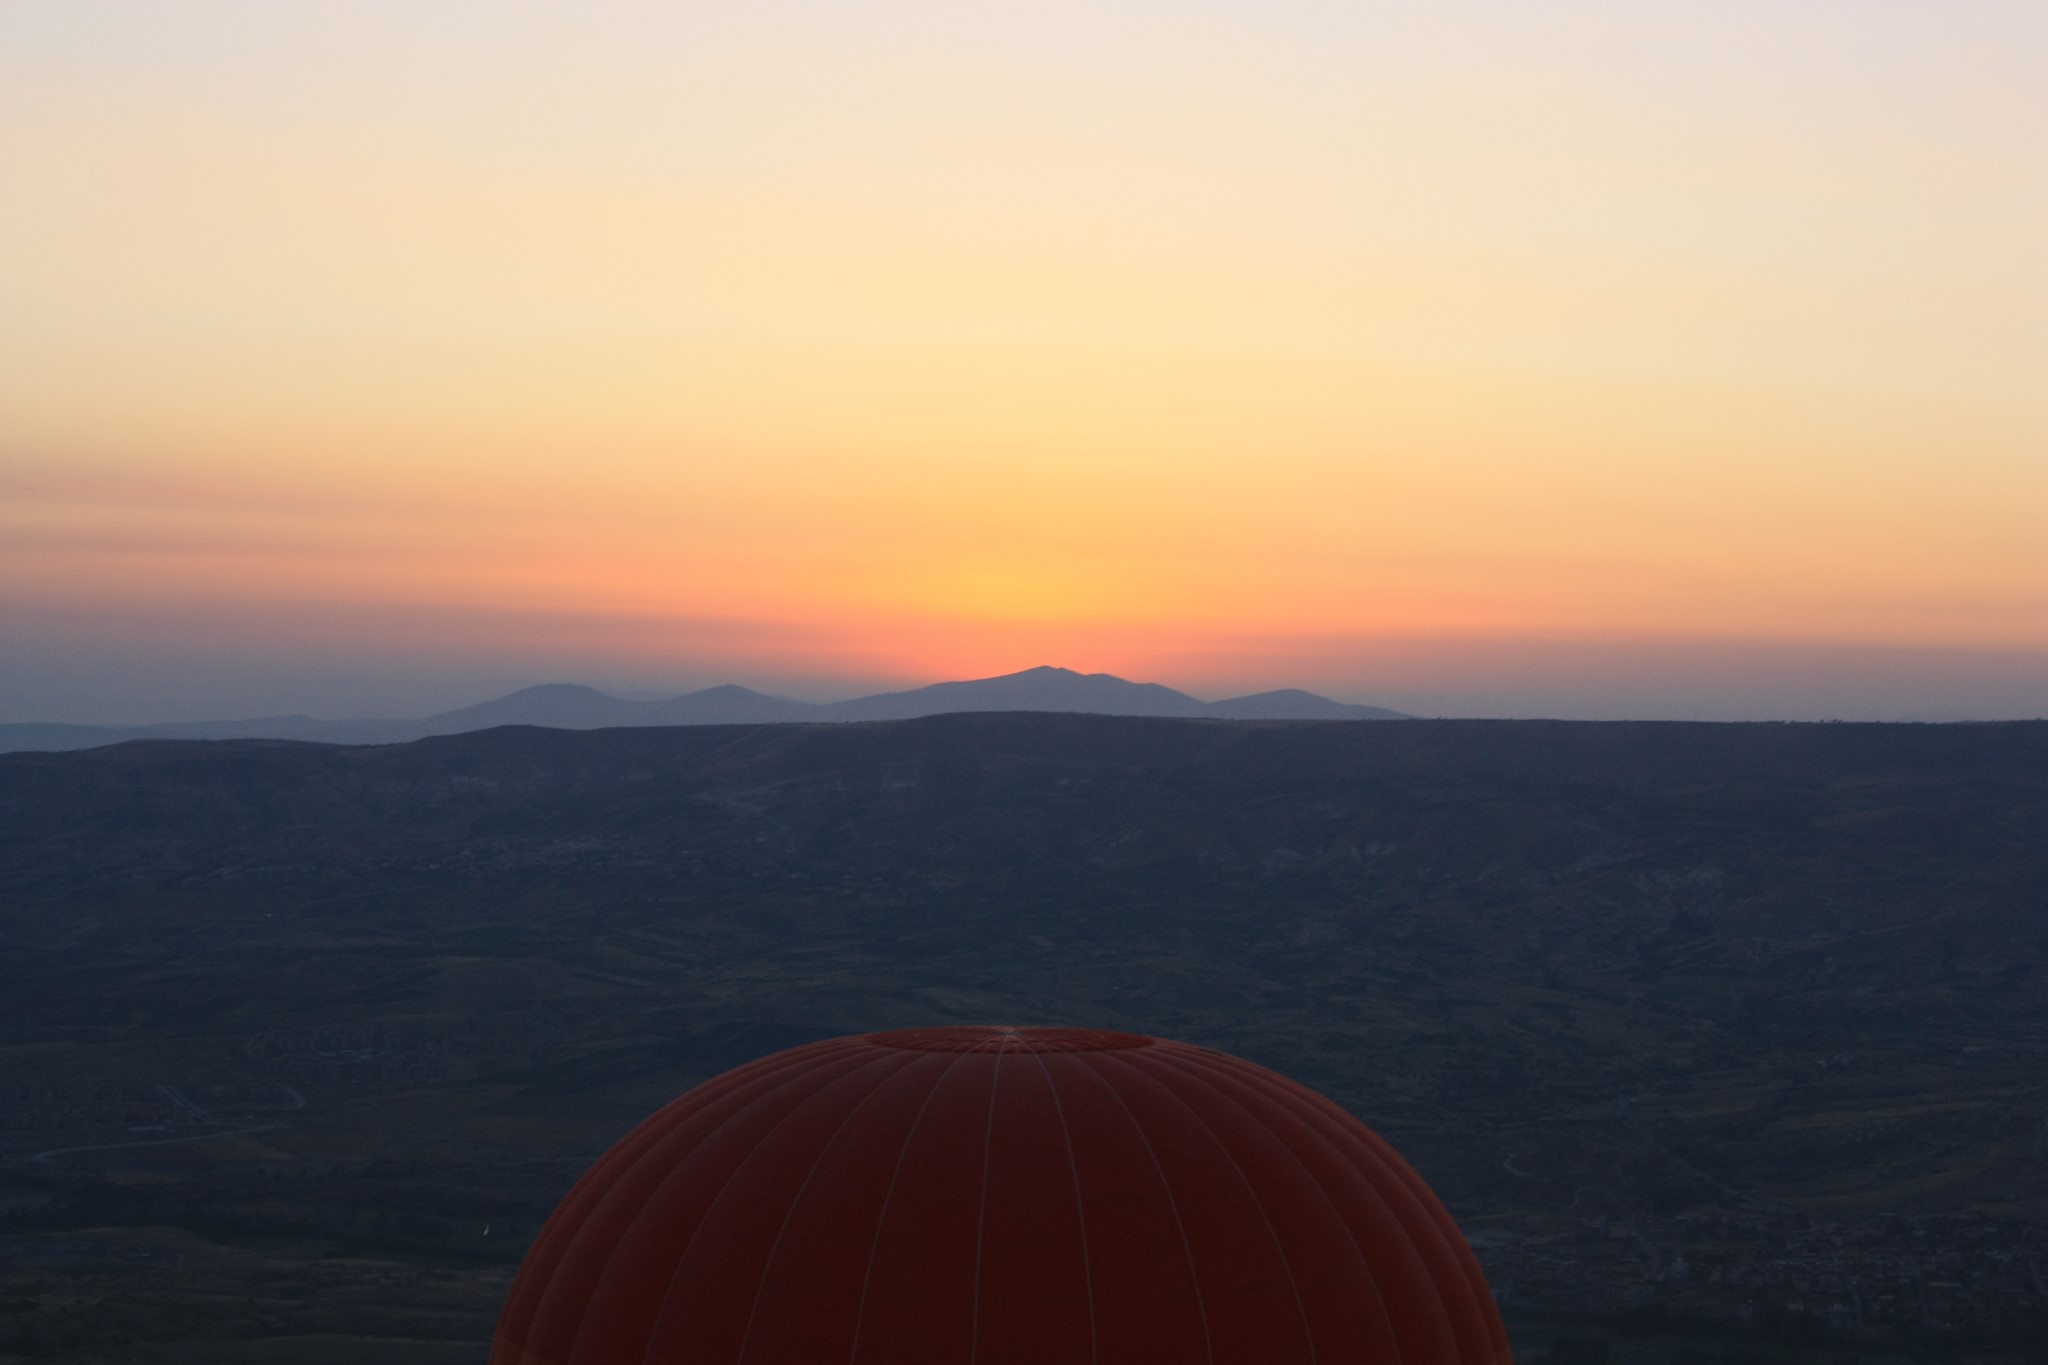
[418,683,634,730]
[1207,687,1408,720]
[824,664,1209,719]
[0,665,1409,752]
[639,683,817,725]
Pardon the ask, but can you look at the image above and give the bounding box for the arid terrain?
[2,715,2045,1362]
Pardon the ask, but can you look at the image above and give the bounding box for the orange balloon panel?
[494,1026,1510,1365]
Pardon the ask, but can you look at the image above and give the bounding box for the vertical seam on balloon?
[503,1045,841,1351]
[624,1047,881,1365]
[536,1043,860,1365]
[729,1052,907,1365]
[1132,1052,1319,1365]
[1197,1052,1473,1361]
[1033,1050,1098,1365]
[844,1050,971,1365]
[1220,1055,1466,1334]
[965,1035,1011,1365]
[1236,1055,1485,1344]
[1078,1050,1215,1365]
[1145,1049,1401,1356]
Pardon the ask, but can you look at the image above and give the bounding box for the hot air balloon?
[494,1025,1511,1364]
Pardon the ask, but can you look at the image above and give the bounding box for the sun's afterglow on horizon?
[3,1,2043,721]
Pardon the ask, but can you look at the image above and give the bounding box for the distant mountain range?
[0,666,1409,753]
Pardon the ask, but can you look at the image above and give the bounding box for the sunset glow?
[4,1,2044,720]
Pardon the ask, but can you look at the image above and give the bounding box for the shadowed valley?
[1,715,2045,1362]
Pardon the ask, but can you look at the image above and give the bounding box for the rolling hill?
[0,665,1408,753]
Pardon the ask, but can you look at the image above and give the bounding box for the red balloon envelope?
[494,1026,1511,1364]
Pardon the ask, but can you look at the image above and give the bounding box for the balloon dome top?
[494,1026,1510,1365]
[865,1024,1153,1053]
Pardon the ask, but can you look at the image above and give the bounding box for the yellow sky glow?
[3,1,2044,718]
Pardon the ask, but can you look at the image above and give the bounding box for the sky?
[3,1,2044,722]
